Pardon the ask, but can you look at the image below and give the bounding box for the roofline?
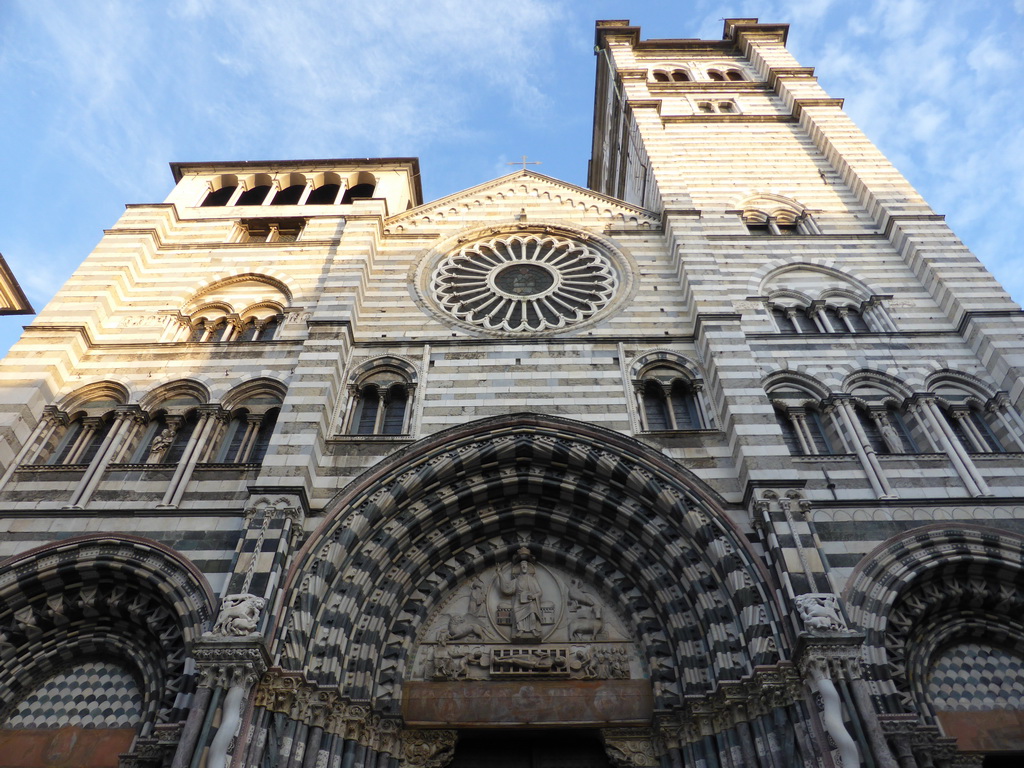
[0,253,34,316]
[169,158,424,206]
[594,17,789,52]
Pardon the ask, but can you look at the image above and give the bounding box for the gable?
[384,170,660,235]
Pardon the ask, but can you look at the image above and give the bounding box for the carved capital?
[794,632,866,683]
[192,637,269,693]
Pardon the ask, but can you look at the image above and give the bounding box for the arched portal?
[254,416,807,768]
[0,534,215,767]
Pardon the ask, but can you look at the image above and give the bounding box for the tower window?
[238,219,304,243]
[201,185,236,207]
[236,184,272,206]
[341,183,376,203]
[271,183,305,205]
[307,183,340,205]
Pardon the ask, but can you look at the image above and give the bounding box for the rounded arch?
[748,257,877,299]
[628,350,703,381]
[762,369,832,401]
[0,534,215,740]
[185,272,293,309]
[737,192,806,223]
[843,369,916,402]
[758,262,874,301]
[220,376,288,411]
[925,369,999,403]
[765,288,813,306]
[55,380,131,412]
[276,414,782,712]
[238,300,285,320]
[348,354,419,386]
[844,524,1024,721]
[138,379,210,411]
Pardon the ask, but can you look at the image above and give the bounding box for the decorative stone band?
[252,667,401,753]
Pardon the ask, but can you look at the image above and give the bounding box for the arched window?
[726,69,745,81]
[346,363,415,436]
[201,175,239,207]
[771,306,797,333]
[201,185,236,207]
[741,199,818,235]
[307,183,340,204]
[188,317,233,342]
[232,315,281,342]
[271,176,306,205]
[255,316,280,341]
[708,70,726,81]
[635,366,708,432]
[351,383,410,435]
[653,71,670,82]
[770,386,837,456]
[641,380,670,431]
[44,415,113,466]
[841,306,872,332]
[215,408,279,464]
[946,404,1006,454]
[134,410,199,464]
[236,179,272,206]
[341,183,375,203]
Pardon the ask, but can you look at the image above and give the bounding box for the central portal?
[450,730,610,768]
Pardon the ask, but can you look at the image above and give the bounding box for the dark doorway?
[451,730,610,768]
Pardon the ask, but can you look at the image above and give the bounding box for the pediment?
[384,170,660,235]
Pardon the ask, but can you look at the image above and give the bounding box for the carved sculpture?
[146,427,177,459]
[413,558,637,682]
[211,593,266,637]
[498,547,545,641]
[795,593,847,632]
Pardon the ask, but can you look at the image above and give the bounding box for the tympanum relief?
[412,548,642,682]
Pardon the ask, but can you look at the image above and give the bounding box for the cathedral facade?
[1,18,1023,768]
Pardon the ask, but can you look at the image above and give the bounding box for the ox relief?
[412,547,639,682]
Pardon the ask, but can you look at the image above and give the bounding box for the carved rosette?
[602,729,660,768]
[400,729,458,768]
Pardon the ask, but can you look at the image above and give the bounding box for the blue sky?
[1,0,1022,357]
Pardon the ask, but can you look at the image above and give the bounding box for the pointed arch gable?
[277,414,782,711]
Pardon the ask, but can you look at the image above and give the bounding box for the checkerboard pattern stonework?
[927,643,1024,712]
[4,661,143,729]
[1,16,1023,768]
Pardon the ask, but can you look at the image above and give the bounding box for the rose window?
[431,233,618,332]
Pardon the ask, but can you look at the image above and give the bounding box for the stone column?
[174,638,269,768]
